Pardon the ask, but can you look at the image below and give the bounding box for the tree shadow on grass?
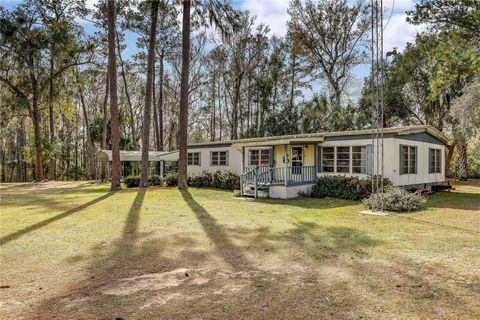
[25,189,480,319]
[179,188,254,269]
[0,191,116,246]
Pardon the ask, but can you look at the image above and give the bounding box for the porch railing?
[241,165,316,197]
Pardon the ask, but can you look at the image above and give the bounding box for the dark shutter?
[428,148,432,174]
[414,146,418,174]
[317,146,322,173]
[399,145,404,175]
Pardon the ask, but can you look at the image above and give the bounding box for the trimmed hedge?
[189,171,240,190]
[125,171,240,190]
[363,187,427,212]
[123,175,164,188]
[311,176,391,200]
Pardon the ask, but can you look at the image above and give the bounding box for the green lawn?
[0,181,479,319]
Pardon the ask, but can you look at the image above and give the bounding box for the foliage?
[287,0,370,105]
[311,176,391,200]
[188,171,240,190]
[148,174,163,186]
[363,187,427,212]
[66,165,84,181]
[211,171,240,190]
[123,175,141,188]
[164,172,178,187]
[123,174,164,188]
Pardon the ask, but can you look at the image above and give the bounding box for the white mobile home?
[154,125,448,199]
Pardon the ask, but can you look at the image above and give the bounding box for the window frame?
[352,146,367,174]
[210,150,228,166]
[248,148,270,167]
[429,148,442,174]
[187,152,201,166]
[400,145,417,175]
[336,146,351,173]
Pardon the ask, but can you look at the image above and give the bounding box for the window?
[429,148,442,173]
[400,145,417,174]
[321,147,334,172]
[211,151,228,166]
[352,146,367,174]
[187,152,200,166]
[249,149,270,166]
[336,146,350,173]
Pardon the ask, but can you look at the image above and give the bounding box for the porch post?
[160,160,164,177]
[241,147,245,195]
[284,144,288,186]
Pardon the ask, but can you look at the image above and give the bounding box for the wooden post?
[254,165,258,198]
[284,144,288,186]
[241,147,245,195]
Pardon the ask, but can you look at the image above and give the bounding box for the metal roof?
[96,150,171,162]
[187,125,450,148]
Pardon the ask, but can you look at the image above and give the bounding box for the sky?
[2,0,424,101]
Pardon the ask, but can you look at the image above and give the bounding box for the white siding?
[187,145,242,174]
[186,135,446,187]
[269,184,315,199]
[317,138,445,186]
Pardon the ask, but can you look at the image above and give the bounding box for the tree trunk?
[48,54,56,180]
[445,142,456,178]
[140,0,159,187]
[108,0,121,190]
[155,50,165,151]
[178,0,191,188]
[457,141,468,181]
[116,32,136,148]
[77,69,96,180]
[101,73,109,181]
[32,94,44,182]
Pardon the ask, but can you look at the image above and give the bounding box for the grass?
[0,181,479,319]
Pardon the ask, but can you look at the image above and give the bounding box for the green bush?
[124,175,140,188]
[211,171,240,190]
[363,187,427,212]
[188,171,213,188]
[148,175,163,186]
[311,176,391,200]
[124,175,163,188]
[164,172,178,186]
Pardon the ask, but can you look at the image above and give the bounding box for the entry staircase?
[240,165,316,198]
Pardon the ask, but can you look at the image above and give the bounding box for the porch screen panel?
[336,146,350,173]
[321,147,334,172]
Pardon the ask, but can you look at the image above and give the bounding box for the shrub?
[363,187,427,212]
[164,172,178,186]
[148,175,163,186]
[311,176,391,200]
[188,171,213,188]
[124,175,140,188]
[211,171,240,190]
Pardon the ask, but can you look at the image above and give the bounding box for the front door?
[291,146,303,177]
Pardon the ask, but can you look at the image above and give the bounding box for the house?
[158,125,449,199]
